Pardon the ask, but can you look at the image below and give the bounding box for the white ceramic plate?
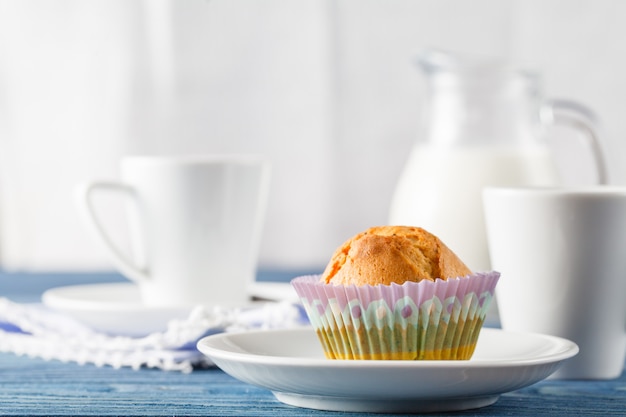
[246,281,299,302]
[41,281,297,337]
[197,327,578,413]
[42,283,192,336]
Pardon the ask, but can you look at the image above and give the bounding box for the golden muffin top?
[321,225,472,286]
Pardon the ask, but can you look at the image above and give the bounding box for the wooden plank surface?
[1,348,625,416]
[0,272,625,416]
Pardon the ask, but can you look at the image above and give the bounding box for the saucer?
[197,327,578,413]
[42,283,192,336]
[41,281,299,337]
[246,281,299,302]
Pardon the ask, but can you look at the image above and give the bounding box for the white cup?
[483,186,626,379]
[76,155,271,308]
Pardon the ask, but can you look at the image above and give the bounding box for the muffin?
[291,226,500,360]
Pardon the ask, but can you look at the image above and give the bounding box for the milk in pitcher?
[389,145,559,272]
[389,49,606,273]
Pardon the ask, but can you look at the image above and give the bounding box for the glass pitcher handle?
[541,99,609,184]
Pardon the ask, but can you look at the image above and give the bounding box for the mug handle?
[75,181,150,282]
[541,99,609,184]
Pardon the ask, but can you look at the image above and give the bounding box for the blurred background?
[0,0,624,274]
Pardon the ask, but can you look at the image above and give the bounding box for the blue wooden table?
[1,271,625,416]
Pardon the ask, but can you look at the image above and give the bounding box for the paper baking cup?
[291,272,500,360]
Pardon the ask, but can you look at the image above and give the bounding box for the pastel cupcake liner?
[291,271,500,360]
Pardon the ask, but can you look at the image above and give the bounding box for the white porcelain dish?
[246,281,299,302]
[41,281,298,337]
[42,283,191,336]
[197,327,578,413]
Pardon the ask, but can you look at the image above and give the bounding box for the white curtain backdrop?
[0,0,625,272]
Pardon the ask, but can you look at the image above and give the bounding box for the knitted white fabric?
[0,298,305,372]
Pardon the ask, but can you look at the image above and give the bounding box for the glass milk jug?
[389,50,607,272]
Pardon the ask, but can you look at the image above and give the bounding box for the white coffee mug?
[483,186,626,379]
[76,155,271,308]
